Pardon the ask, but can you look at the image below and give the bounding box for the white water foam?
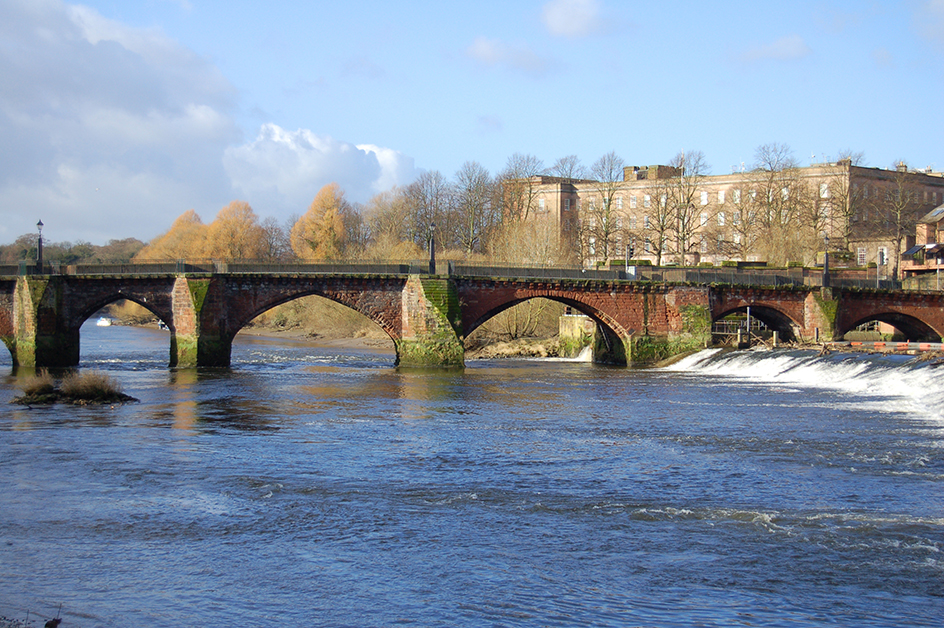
[664,349,944,425]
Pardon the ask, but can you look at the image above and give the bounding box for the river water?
[1,324,942,627]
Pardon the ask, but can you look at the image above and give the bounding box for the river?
[1,324,942,627]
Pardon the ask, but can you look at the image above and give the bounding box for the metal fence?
[0,258,904,290]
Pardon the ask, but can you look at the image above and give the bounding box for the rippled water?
[1,326,942,627]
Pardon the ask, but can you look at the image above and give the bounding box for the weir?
[3,271,944,369]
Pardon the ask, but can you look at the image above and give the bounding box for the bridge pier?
[170,277,232,367]
[593,326,630,365]
[396,276,464,368]
[11,276,80,368]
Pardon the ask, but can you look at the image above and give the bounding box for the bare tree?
[405,170,454,252]
[640,178,676,266]
[820,151,867,250]
[453,161,498,256]
[668,150,710,266]
[870,161,923,279]
[743,143,812,265]
[499,153,545,221]
[548,154,588,180]
[579,151,625,265]
[260,216,291,261]
[361,188,423,260]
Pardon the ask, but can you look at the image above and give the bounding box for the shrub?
[20,372,56,396]
[59,371,124,401]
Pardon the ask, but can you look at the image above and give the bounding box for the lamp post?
[822,232,830,288]
[937,253,941,291]
[36,219,44,273]
[428,222,436,275]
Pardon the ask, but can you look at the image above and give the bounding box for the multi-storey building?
[523,160,944,276]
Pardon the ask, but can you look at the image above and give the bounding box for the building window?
[700,191,709,205]
[716,234,724,253]
[700,235,708,253]
[733,189,741,204]
[732,211,740,226]
[857,247,867,266]
[564,198,571,211]
[630,195,637,209]
[717,211,725,226]
[660,194,667,208]
[700,212,708,227]
[718,190,725,204]
[617,196,623,210]
[588,237,596,256]
[644,215,651,229]
[644,195,651,208]
[644,237,651,253]
[733,233,741,245]
[782,187,789,201]
[616,215,623,229]
[820,183,829,199]
[878,247,888,267]
[538,198,546,212]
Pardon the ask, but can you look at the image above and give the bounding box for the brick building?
[522,159,944,276]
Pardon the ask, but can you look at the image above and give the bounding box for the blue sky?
[2,0,944,245]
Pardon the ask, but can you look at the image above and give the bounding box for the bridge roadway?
[2,262,943,368]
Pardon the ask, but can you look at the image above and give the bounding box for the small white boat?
[96,317,112,327]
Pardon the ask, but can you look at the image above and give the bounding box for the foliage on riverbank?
[13,371,137,405]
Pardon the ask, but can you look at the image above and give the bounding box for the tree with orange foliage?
[290,183,349,260]
[205,201,267,260]
[134,209,208,260]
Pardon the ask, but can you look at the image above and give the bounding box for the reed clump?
[59,371,125,401]
[20,371,57,397]
[13,370,136,405]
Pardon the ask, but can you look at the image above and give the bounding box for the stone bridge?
[2,271,943,368]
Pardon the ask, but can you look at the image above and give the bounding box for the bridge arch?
[458,283,634,365]
[74,295,172,332]
[229,290,399,350]
[838,311,941,342]
[712,305,802,343]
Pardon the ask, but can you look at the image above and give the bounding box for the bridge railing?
[0,259,904,290]
[449,263,623,281]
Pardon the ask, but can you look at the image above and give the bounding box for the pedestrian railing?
[0,259,905,290]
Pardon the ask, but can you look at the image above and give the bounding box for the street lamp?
[36,219,44,272]
[822,232,830,288]
[937,252,941,291]
[428,222,436,275]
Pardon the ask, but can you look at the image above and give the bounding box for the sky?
[3,0,944,246]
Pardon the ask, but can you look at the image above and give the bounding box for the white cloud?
[0,0,239,243]
[0,0,419,244]
[742,35,812,62]
[541,0,604,38]
[917,0,944,43]
[223,124,419,212]
[466,37,553,77]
